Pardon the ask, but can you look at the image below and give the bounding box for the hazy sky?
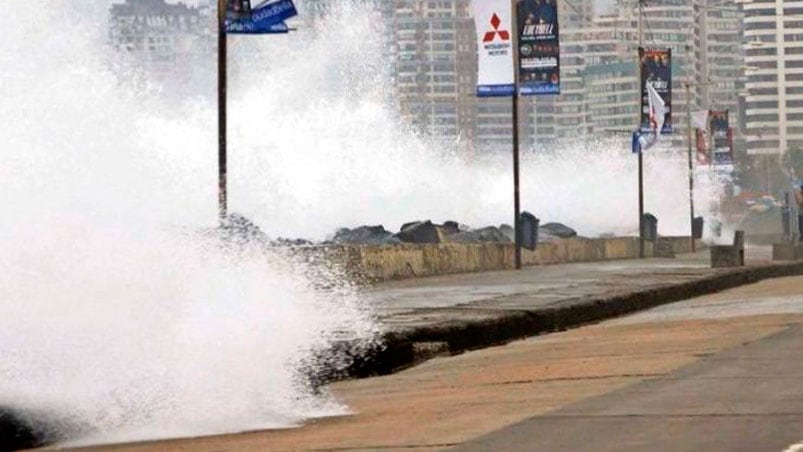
[121,0,619,17]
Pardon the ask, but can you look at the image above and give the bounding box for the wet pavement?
[459,325,803,452]
[71,275,803,452]
[363,245,773,332]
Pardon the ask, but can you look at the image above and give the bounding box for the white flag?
[693,110,709,130]
[472,0,515,97]
[639,83,666,150]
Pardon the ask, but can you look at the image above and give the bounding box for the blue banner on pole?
[639,48,672,134]
[517,0,561,96]
[477,84,517,97]
[225,0,297,34]
[227,20,289,34]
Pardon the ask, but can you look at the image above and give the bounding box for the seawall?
[308,236,700,282]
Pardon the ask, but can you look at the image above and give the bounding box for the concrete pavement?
[458,325,803,452]
[367,245,771,323]
[63,275,803,451]
[339,245,803,378]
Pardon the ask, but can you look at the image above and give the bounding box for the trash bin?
[642,213,658,242]
[692,216,704,240]
[518,211,539,251]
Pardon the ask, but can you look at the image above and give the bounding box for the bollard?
[710,230,745,268]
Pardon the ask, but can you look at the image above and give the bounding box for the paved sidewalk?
[337,245,799,377]
[70,276,803,452]
[363,245,771,333]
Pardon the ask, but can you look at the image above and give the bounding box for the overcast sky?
[116,0,619,17]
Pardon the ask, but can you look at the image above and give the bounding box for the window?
[747,113,779,122]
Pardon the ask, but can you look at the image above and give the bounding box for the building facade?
[390,0,601,151]
[743,0,803,156]
[696,0,744,137]
[391,0,477,141]
[109,0,213,98]
[109,0,207,59]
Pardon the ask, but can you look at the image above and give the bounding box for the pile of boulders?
[540,222,577,241]
[211,213,582,247]
[331,225,401,245]
[329,220,580,246]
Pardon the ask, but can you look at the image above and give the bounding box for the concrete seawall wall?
[313,236,700,282]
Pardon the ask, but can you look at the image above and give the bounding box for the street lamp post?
[218,0,228,223]
[684,77,714,252]
[511,0,522,270]
[685,82,696,252]
[637,0,645,259]
[215,0,296,224]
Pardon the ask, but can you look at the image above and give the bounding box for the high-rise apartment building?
[533,0,705,149]
[387,0,747,154]
[621,0,699,147]
[109,0,206,59]
[743,0,803,155]
[109,0,213,97]
[696,0,744,137]
[526,0,595,148]
[577,14,636,136]
[390,0,477,141]
[390,0,593,150]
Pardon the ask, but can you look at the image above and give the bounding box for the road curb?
[332,261,803,380]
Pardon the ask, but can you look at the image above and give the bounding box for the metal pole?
[686,83,696,252]
[512,0,522,270]
[218,0,228,224]
[513,94,522,270]
[637,0,645,258]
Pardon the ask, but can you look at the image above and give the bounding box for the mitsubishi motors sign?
[473,0,515,97]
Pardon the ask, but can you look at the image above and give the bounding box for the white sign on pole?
[472,0,515,97]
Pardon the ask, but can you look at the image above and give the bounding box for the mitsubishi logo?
[483,13,510,43]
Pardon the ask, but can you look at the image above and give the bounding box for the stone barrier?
[773,242,803,261]
[710,231,745,268]
[303,236,701,283]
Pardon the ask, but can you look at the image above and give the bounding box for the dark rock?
[395,221,441,244]
[274,237,314,247]
[400,221,419,232]
[450,226,512,244]
[219,213,271,246]
[540,222,577,239]
[0,407,51,452]
[333,226,400,245]
[499,224,515,242]
[441,221,461,235]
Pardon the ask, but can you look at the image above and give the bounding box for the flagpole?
[512,0,522,270]
[218,0,228,224]
[637,0,645,258]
